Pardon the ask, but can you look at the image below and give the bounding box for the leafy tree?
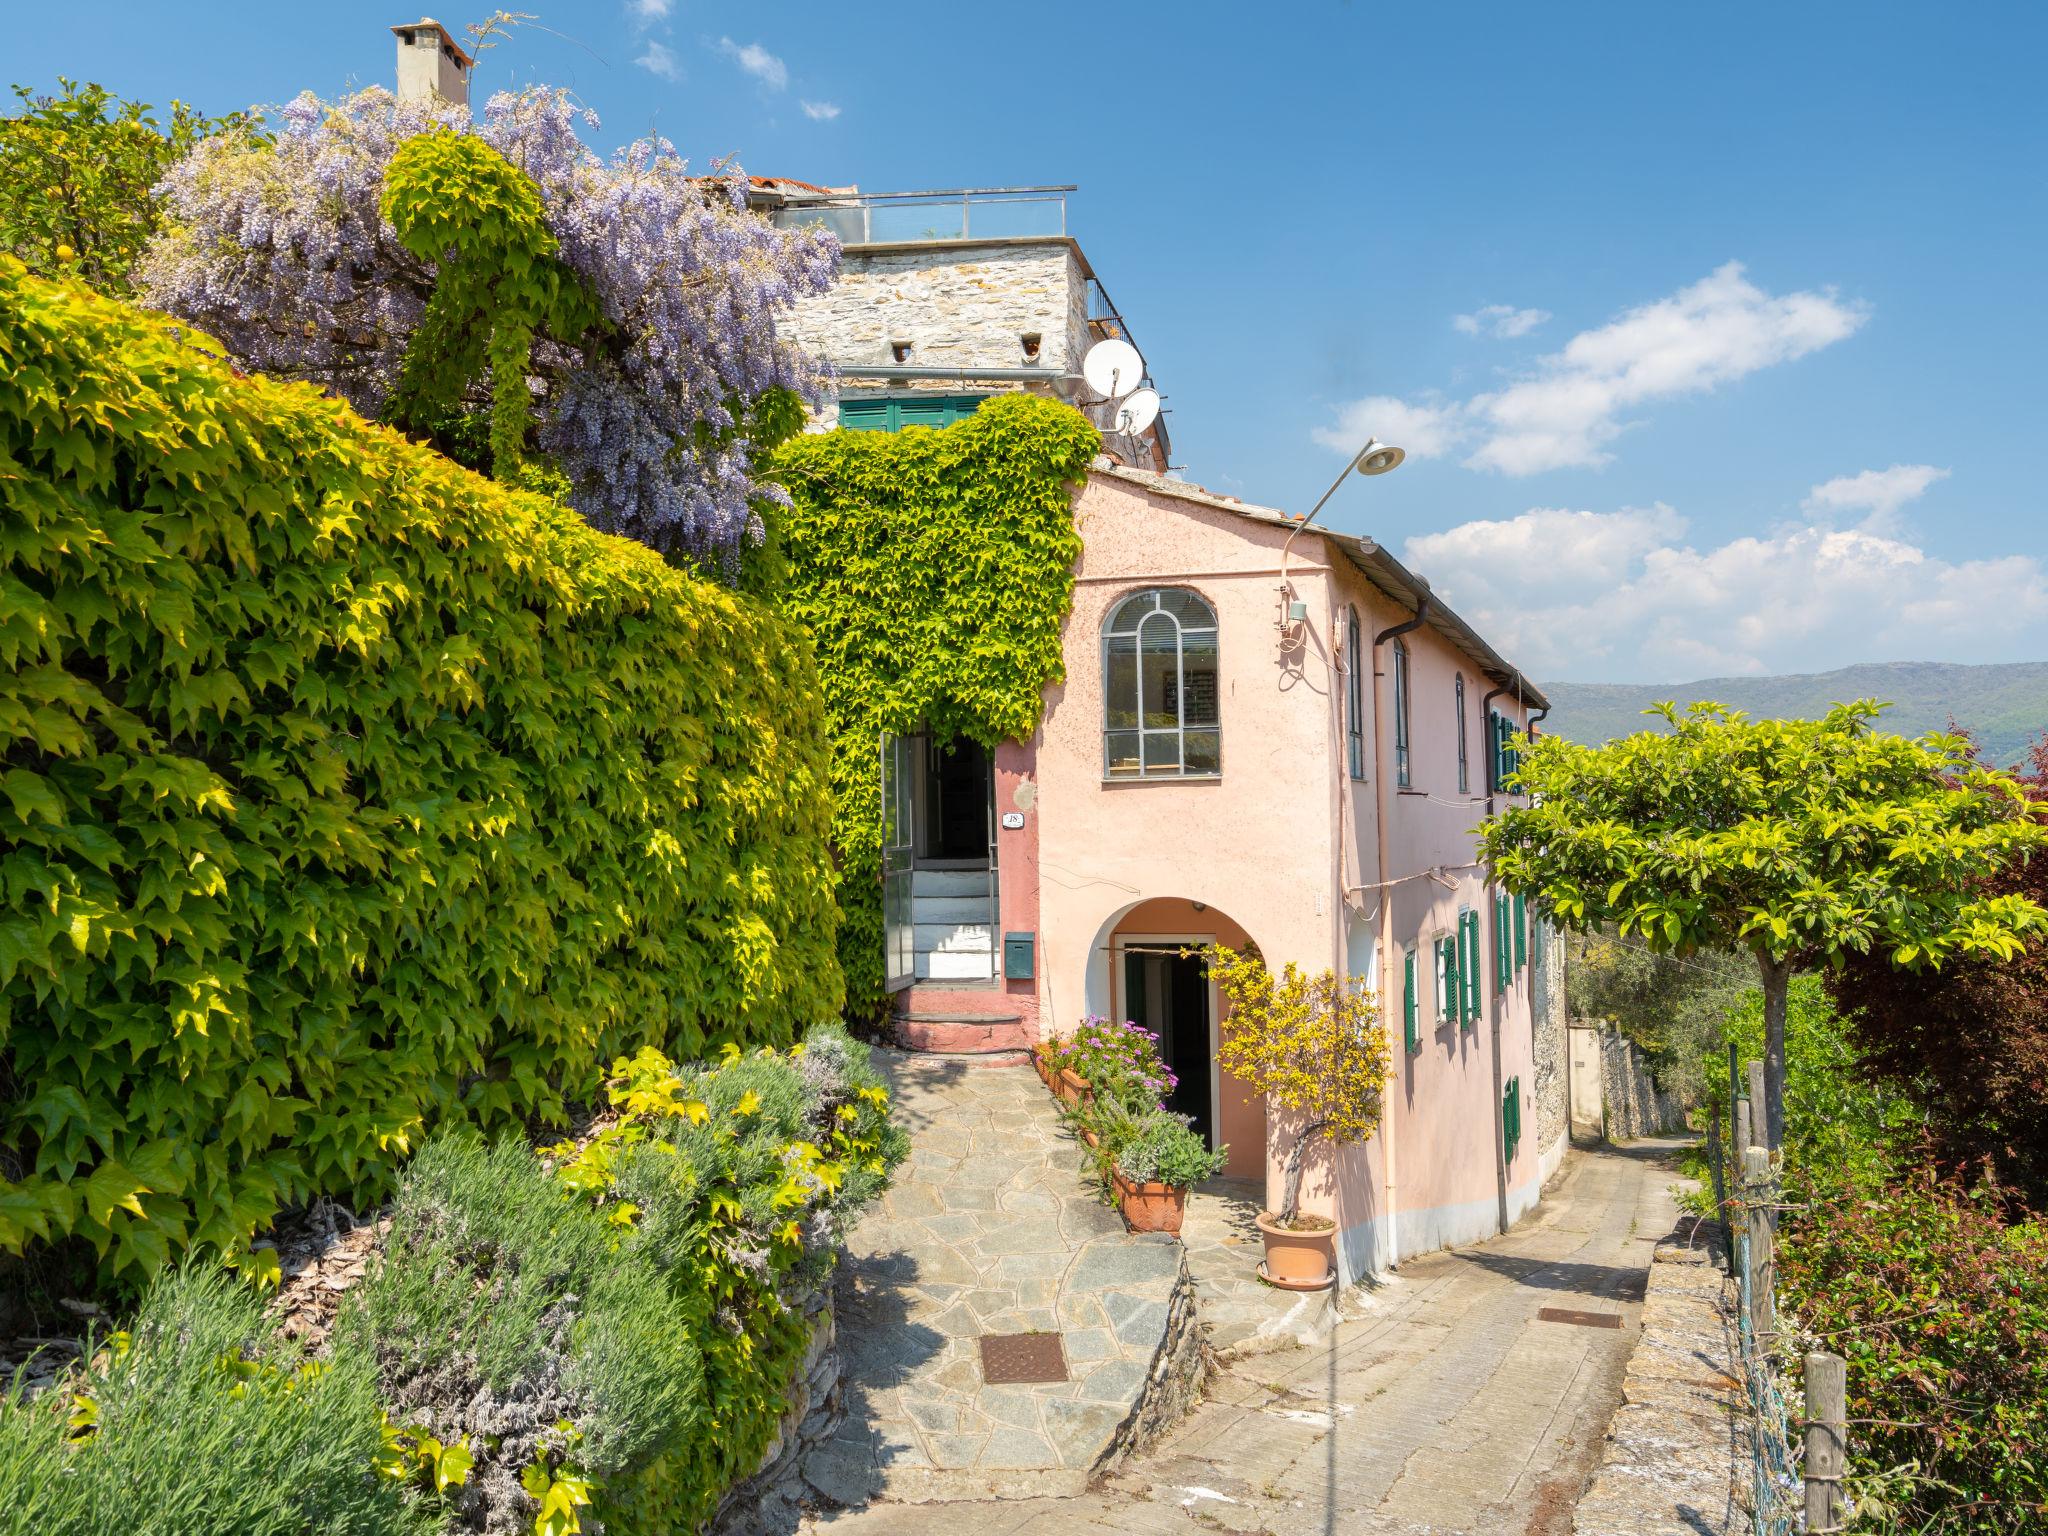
[1209,946,1390,1224]
[139,85,835,571]
[1480,702,2047,1150]
[1829,733,2048,1204]
[0,78,251,296]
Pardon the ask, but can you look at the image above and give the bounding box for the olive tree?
[1479,701,2047,1151]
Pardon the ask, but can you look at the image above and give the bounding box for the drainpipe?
[1369,597,1427,1271]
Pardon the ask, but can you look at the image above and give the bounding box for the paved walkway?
[1180,1176,1375,1358]
[801,1053,1191,1503]
[805,1137,1687,1536]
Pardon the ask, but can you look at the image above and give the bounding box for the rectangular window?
[1512,890,1527,973]
[1503,1076,1522,1162]
[1402,946,1419,1052]
[1455,675,1469,794]
[1393,639,1412,788]
[1346,608,1365,780]
[1434,935,1457,1023]
[1495,891,1512,990]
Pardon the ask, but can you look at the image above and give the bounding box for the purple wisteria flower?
[140,86,839,573]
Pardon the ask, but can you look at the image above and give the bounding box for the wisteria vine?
[141,86,839,569]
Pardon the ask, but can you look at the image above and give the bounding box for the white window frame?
[1101,588,1221,780]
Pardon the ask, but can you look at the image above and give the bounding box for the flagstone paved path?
[798,1051,1198,1504]
[803,1136,1689,1535]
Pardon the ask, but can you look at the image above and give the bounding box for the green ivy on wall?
[0,260,841,1279]
[771,393,1102,1023]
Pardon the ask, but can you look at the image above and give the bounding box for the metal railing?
[770,185,1071,245]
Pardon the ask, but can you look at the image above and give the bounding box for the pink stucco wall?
[1028,468,1543,1278]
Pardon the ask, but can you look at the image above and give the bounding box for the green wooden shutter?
[838,398,895,431]
[1436,936,1455,1023]
[1403,947,1419,1052]
[1494,893,1509,990]
[1459,910,1480,1021]
[1503,1076,1521,1161]
[838,394,987,432]
[1512,891,1527,972]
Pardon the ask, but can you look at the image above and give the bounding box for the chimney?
[392,17,473,108]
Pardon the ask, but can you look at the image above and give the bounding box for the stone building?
[758,181,1172,473]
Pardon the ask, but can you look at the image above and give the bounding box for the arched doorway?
[1101,897,1265,1182]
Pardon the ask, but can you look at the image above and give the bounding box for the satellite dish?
[1114,387,1161,436]
[1082,338,1145,400]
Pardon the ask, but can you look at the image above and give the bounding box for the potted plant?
[1211,946,1391,1291]
[1110,1111,1228,1235]
[1060,1016,1175,1110]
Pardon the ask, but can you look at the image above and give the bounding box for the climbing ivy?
[772,394,1102,1022]
[379,130,598,480]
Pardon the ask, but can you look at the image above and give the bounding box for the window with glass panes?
[1393,637,1412,788]
[1455,673,1469,794]
[1346,607,1365,780]
[1102,589,1220,778]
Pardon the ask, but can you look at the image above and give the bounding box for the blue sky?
[14,1,2046,682]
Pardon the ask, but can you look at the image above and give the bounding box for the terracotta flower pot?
[1057,1068,1089,1106]
[1113,1170,1187,1235]
[1034,1054,1055,1089]
[1255,1211,1336,1290]
[1081,1128,1101,1149]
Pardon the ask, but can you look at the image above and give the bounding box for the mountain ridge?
[1538,660,2048,767]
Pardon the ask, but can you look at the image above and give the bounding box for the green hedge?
[772,394,1100,1021]
[0,262,841,1278]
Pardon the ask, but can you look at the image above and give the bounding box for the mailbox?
[1003,931,1036,980]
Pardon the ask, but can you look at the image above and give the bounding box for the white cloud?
[1803,464,1949,531]
[1404,503,2048,680]
[1311,394,1467,460]
[801,99,841,120]
[1453,303,1551,339]
[628,0,672,21]
[716,37,788,91]
[1326,263,1868,477]
[634,39,681,80]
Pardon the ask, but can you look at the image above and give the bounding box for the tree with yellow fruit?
[1210,945,1391,1225]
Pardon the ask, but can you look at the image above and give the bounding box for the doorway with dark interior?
[919,736,992,864]
[1120,940,1216,1147]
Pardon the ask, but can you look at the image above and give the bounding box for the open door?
[880,731,917,991]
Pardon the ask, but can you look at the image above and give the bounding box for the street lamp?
[1280,438,1407,625]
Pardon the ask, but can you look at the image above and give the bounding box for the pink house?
[770,182,1565,1279]
[885,461,1562,1280]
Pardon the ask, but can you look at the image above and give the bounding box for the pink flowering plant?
[1057,1016,1177,1111]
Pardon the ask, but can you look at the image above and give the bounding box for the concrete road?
[801,1138,1686,1536]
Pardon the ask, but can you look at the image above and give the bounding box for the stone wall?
[1103,1245,1206,1469]
[713,1276,844,1535]
[1593,1024,1688,1140]
[782,240,1088,380]
[1573,1221,1744,1536]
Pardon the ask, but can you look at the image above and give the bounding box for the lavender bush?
[141,85,837,570]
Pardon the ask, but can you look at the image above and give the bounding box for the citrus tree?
[1480,701,2047,1150]
[1210,946,1390,1224]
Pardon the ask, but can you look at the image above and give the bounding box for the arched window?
[1455,673,1469,794]
[1392,637,1412,788]
[1103,588,1220,778]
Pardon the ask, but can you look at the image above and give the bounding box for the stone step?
[918,950,997,981]
[915,923,993,953]
[912,895,996,926]
[910,867,994,898]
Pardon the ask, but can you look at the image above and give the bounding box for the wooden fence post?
[1745,1059,1767,1147]
[1743,1147,1774,1345]
[1804,1351,1847,1532]
[1734,1099,1752,1164]
[1705,1113,1727,1226]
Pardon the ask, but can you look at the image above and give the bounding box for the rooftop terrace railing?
[769,185,1073,245]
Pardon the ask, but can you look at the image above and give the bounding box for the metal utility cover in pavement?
[1538,1306,1624,1330]
[979,1331,1068,1384]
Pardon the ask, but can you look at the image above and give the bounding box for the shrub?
[1114,1111,1227,1189]
[345,1022,904,1535]
[0,1265,436,1535]
[1778,1161,2048,1533]
[0,263,840,1280]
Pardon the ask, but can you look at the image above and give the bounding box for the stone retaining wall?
[1573,1221,1745,1536]
[1102,1244,1205,1469]
[714,1277,845,1535]
[1586,1022,1689,1139]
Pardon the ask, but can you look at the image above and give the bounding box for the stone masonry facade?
[782,240,1092,400]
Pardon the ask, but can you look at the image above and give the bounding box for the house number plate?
[1000,811,1025,830]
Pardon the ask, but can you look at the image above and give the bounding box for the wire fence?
[1723,1073,1849,1536]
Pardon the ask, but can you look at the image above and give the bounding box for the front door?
[1121,943,1215,1146]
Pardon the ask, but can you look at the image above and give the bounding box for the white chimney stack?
[392,17,473,108]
